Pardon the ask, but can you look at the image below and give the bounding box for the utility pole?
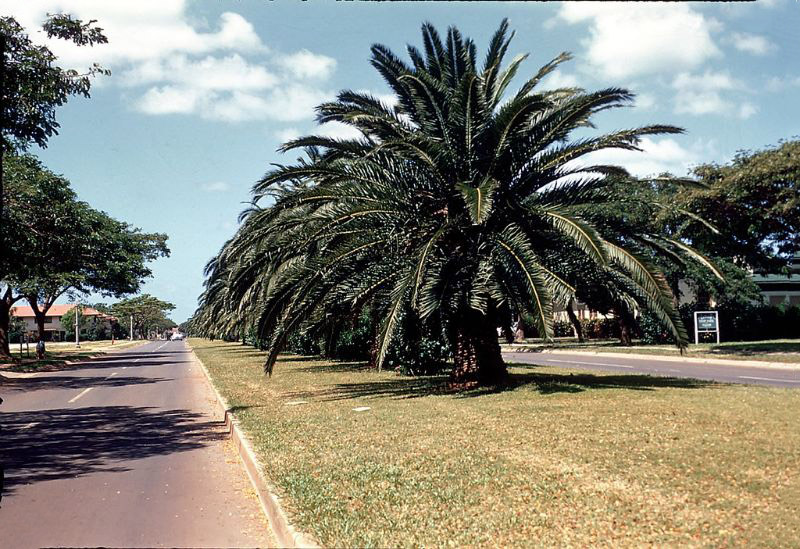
[75,303,80,348]
[130,315,133,341]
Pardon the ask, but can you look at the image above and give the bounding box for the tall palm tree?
[202,20,719,385]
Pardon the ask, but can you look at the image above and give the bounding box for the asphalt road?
[503,351,800,388]
[0,340,276,549]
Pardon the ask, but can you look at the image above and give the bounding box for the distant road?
[503,351,800,388]
[0,340,275,548]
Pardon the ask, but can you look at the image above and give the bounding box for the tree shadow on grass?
[0,406,227,497]
[291,360,371,373]
[283,365,713,402]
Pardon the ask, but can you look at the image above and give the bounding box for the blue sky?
[7,1,800,322]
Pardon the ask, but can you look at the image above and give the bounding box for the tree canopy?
[0,153,169,354]
[112,295,176,340]
[0,13,108,240]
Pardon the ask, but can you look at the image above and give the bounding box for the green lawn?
[504,338,800,364]
[191,338,800,547]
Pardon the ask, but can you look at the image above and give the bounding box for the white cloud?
[121,54,277,91]
[6,1,337,125]
[137,85,332,123]
[317,122,363,141]
[566,137,715,178]
[672,71,746,116]
[730,32,775,55]
[275,127,302,143]
[556,3,721,79]
[765,75,800,92]
[738,102,758,119]
[201,181,231,192]
[540,70,580,89]
[277,49,337,80]
[635,93,657,110]
[9,2,265,67]
[137,85,204,115]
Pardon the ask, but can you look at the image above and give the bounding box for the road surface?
[503,351,800,388]
[0,340,276,548]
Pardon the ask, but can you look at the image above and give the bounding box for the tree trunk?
[566,299,584,343]
[0,294,11,358]
[614,308,634,346]
[450,308,507,386]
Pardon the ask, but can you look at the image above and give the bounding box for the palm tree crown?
[197,20,718,385]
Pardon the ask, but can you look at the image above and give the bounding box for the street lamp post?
[130,315,133,341]
[75,303,81,348]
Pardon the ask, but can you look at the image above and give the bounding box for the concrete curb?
[501,347,800,371]
[187,345,319,549]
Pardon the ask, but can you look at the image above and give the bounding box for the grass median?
[191,338,800,548]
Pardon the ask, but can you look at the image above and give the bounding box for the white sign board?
[694,311,720,344]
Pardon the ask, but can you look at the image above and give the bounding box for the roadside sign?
[694,311,720,344]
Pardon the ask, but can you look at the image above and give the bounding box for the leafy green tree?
[197,22,717,386]
[679,140,800,271]
[0,13,108,239]
[0,154,168,355]
[112,295,176,340]
[60,305,88,341]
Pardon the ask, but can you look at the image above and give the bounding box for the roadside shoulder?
[186,343,318,549]
[502,347,800,371]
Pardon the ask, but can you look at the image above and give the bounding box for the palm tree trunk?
[450,308,507,386]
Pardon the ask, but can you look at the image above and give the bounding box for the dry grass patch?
[191,338,800,548]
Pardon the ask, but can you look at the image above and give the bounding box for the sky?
[5,0,800,323]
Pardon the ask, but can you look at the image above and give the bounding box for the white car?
[170,333,185,341]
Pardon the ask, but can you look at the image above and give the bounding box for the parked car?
[170,332,185,341]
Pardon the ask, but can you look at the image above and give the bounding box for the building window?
[43,316,53,324]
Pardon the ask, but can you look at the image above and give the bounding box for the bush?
[553,320,574,338]
[286,329,321,355]
[584,318,620,340]
[638,302,800,344]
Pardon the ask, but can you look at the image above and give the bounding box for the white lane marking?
[541,358,635,369]
[154,342,168,352]
[738,376,800,383]
[668,369,681,373]
[105,372,118,380]
[19,422,39,431]
[352,406,371,412]
[68,387,93,403]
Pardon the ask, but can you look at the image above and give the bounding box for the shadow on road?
[283,365,712,402]
[1,375,172,394]
[1,406,226,496]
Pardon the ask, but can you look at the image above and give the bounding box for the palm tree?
[202,20,719,385]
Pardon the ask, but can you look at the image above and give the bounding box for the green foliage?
[641,302,800,344]
[112,295,175,339]
[4,153,169,303]
[60,306,88,340]
[286,329,321,355]
[0,14,108,152]
[8,315,25,343]
[684,141,800,271]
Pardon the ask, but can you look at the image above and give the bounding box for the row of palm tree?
[193,20,720,385]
